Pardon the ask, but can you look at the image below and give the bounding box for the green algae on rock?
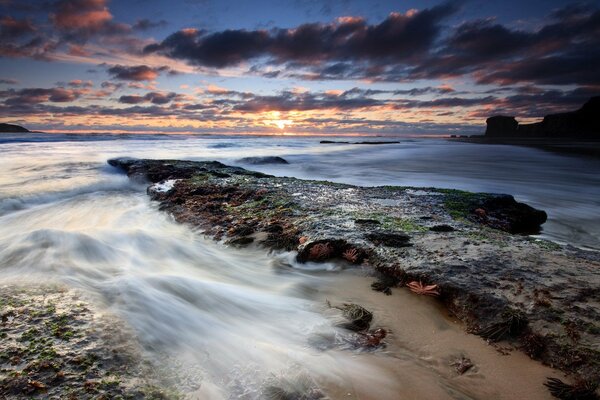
[0,285,179,399]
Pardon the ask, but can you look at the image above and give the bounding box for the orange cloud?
[51,0,112,31]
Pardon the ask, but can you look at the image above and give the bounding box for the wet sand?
[314,270,563,400]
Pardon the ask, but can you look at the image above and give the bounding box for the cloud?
[144,2,460,67]
[67,79,94,88]
[410,5,600,86]
[107,64,170,81]
[0,87,82,104]
[50,0,130,41]
[100,81,123,91]
[0,16,35,39]
[118,91,180,104]
[143,1,599,88]
[0,78,18,85]
[133,19,168,31]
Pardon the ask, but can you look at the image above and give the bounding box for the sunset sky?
[0,0,598,135]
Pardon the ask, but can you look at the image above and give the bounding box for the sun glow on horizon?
[265,111,293,130]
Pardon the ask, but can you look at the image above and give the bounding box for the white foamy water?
[0,134,596,398]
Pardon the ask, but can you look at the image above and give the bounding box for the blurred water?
[0,134,596,398]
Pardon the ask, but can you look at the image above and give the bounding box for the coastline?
[107,157,600,384]
[2,155,598,398]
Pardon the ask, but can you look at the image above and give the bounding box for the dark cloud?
[0,15,56,59]
[0,78,18,85]
[133,18,168,31]
[144,2,460,67]
[144,2,599,88]
[341,86,455,97]
[0,87,82,104]
[100,81,123,91]
[50,0,131,41]
[118,91,180,104]
[107,65,170,81]
[231,90,383,112]
[0,16,35,38]
[410,4,600,86]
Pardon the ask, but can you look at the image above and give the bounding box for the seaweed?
[478,309,528,342]
[544,377,598,400]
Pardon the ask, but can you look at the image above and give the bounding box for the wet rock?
[0,286,172,399]
[109,158,600,380]
[481,195,548,233]
[237,156,289,164]
[366,232,411,247]
[328,302,373,332]
[477,195,547,234]
[355,218,381,225]
[430,224,455,232]
[451,356,474,375]
[371,275,400,296]
[296,239,364,263]
[443,190,547,234]
[226,237,254,247]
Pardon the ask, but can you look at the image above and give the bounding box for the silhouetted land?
[0,123,29,133]
[452,97,600,157]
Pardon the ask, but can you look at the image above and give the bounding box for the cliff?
[0,123,30,133]
[485,96,600,138]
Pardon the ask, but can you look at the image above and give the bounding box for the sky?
[0,0,598,135]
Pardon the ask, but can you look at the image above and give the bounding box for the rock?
[236,156,288,164]
[443,190,547,234]
[296,239,364,263]
[108,158,600,380]
[328,302,373,332]
[226,237,254,247]
[484,97,600,138]
[429,224,455,232]
[485,116,518,137]
[319,140,400,145]
[355,219,381,225]
[451,357,474,375]
[476,195,547,234]
[366,232,411,247]
[0,123,30,133]
[107,157,270,182]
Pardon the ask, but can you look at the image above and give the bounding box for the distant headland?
[0,123,30,133]
[485,96,600,138]
[452,96,600,157]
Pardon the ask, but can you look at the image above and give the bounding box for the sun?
[266,111,293,130]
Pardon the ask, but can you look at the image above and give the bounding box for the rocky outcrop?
[320,140,401,145]
[485,116,518,137]
[485,96,600,138]
[108,157,600,381]
[0,123,29,133]
[0,286,170,398]
[236,156,289,164]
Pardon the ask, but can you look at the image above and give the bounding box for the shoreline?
[107,157,600,388]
